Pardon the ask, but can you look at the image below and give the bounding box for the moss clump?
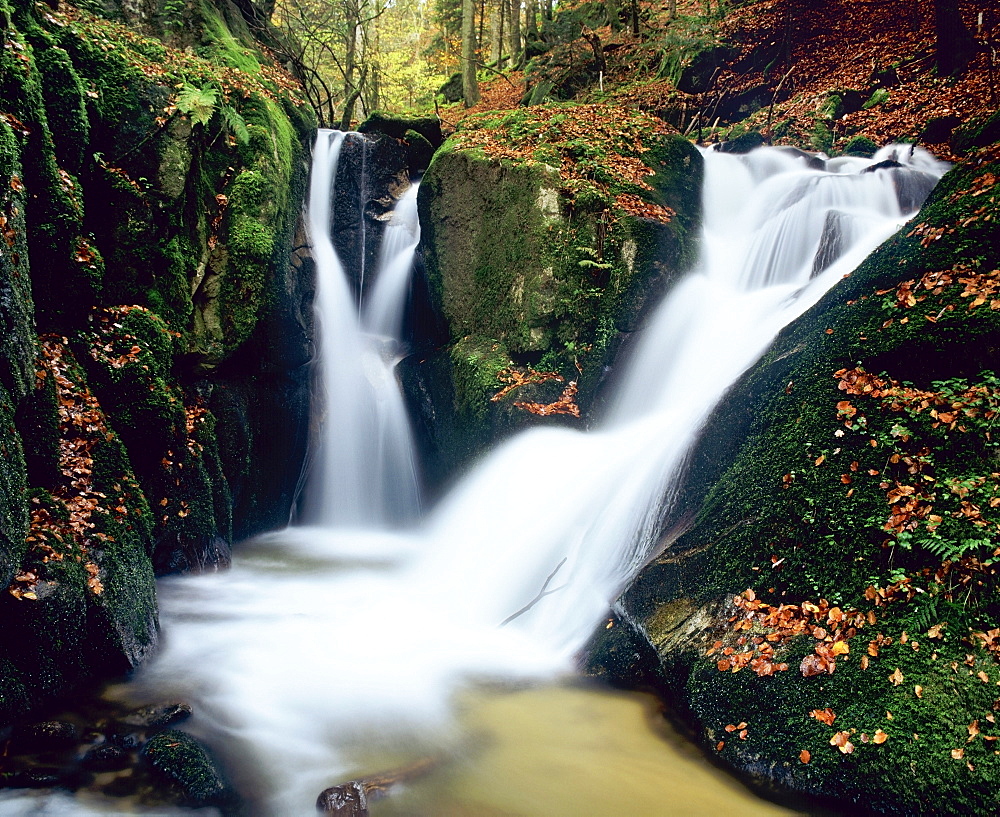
[33,45,89,174]
[841,135,878,157]
[863,88,890,110]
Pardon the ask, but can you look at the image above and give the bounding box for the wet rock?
[142,729,230,807]
[82,744,131,772]
[677,45,737,94]
[717,131,766,154]
[120,702,193,730]
[317,780,368,815]
[5,768,65,789]
[5,765,89,790]
[107,729,143,751]
[921,114,961,144]
[12,720,80,753]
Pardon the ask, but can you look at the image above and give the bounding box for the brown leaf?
[889,668,904,686]
[799,749,811,763]
[873,729,889,745]
[951,747,965,759]
[830,731,855,754]
[810,708,837,725]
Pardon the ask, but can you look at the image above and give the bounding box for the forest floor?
[453,0,998,161]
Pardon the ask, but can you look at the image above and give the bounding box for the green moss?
[863,88,891,110]
[809,118,834,153]
[450,336,513,417]
[841,135,878,157]
[33,44,89,174]
[421,121,701,434]
[14,360,60,488]
[0,116,36,400]
[0,386,29,589]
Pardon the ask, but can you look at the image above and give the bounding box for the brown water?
[369,684,801,817]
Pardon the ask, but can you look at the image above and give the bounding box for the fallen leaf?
[889,668,904,686]
[799,749,811,763]
[810,708,837,726]
[873,729,888,744]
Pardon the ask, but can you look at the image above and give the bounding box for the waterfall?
[299,130,420,527]
[126,141,948,815]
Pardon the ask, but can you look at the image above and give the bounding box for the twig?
[500,557,568,626]
[764,63,796,140]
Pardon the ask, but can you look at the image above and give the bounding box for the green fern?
[176,83,217,127]
[221,105,249,145]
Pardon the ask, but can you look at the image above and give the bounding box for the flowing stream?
[0,137,948,816]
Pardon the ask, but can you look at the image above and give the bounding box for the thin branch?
[500,557,568,626]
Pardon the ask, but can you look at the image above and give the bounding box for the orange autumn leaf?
[830,731,855,754]
[889,668,904,686]
[799,749,811,763]
[810,708,837,726]
[831,641,850,657]
[873,729,889,745]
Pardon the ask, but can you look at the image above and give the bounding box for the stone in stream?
[10,720,80,753]
[141,729,232,808]
[120,702,193,730]
[316,780,368,815]
[81,743,131,772]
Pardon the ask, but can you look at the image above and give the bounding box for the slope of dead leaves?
[712,0,996,157]
[463,0,995,163]
[8,339,133,601]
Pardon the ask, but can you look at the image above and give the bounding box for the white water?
[299,131,420,527]
[99,141,947,816]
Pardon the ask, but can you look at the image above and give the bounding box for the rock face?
[410,115,702,490]
[593,127,1000,814]
[0,0,314,724]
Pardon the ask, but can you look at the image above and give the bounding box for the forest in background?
[270,0,998,151]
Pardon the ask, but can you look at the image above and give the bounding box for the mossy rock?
[359,110,444,149]
[614,127,1000,814]
[142,729,232,807]
[414,121,702,481]
[841,135,878,158]
[0,386,29,591]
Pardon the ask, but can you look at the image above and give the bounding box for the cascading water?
[299,131,420,527]
[109,140,948,815]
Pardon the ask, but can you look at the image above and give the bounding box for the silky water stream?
[0,137,949,816]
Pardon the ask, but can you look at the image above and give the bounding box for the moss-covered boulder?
[412,103,701,485]
[604,134,1000,813]
[142,729,232,808]
[0,0,315,726]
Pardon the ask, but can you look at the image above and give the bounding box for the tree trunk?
[462,0,481,106]
[490,0,504,68]
[525,0,538,42]
[605,0,621,32]
[934,0,977,75]
[542,0,552,23]
[507,0,521,68]
[342,13,359,127]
